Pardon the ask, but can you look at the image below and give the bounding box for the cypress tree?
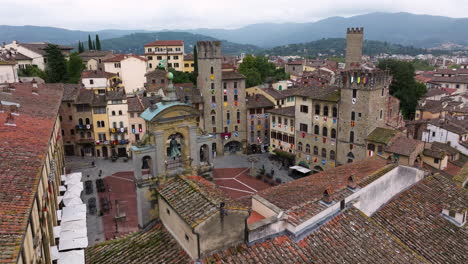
[95,35,101,51]
[92,41,96,50]
[44,44,68,83]
[88,34,92,50]
[78,41,84,53]
[193,45,198,75]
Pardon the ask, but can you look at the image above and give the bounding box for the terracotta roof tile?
[144,40,184,47]
[103,54,147,62]
[372,174,468,263]
[266,106,295,117]
[0,83,63,262]
[81,70,117,79]
[246,94,275,109]
[221,71,245,80]
[158,176,247,228]
[384,134,423,156]
[85,223,190,264]
[205,208,426,264]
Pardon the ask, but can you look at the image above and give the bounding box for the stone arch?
[141,155,153,176]
[224,140,242,153]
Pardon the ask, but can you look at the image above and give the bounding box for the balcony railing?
[110,127,128,133]
[110,139,129,145]
[76,124,93,130]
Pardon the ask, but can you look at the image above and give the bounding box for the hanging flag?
[302,132,306,138]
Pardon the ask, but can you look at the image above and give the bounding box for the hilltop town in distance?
[0,7,467,264]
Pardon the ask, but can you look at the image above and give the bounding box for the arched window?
[298,142,303,151]
[322,148,327,158]
[313,146,318,155]
[97,121,101,127]
[350,131,354,143]
[210,66,214,74]
[85,118,90,124]
[332,107,337,118]
[306,144,310,153]
[323,106,329,116]
[112,122,117,128]
[211,83,214,89]
[331,129,336,139]
[79,118,83,125]
[315,104,320,115]
[87,131,92,138]
[322,127,328,137]
[351,111,355,121]
[367,144,375,151]
[237,110,240,120]
[226,110,230,120]
[119,121,123,128]
[118,110,123,115]
[210,110,216,115]
[330,150,336,160]
[101,121,105,127]
[112,111,116,116]
[314,125,319,135]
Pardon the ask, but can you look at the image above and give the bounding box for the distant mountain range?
[98,32,260,55]
[261,38,433,57]
[1,12,467,53]
[186,12,468,48]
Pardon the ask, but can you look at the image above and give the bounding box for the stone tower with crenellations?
[336,69,392,165]
[197,41,248,155]
[345,27,364,70]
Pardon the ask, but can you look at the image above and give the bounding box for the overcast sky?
[1,0,467,31]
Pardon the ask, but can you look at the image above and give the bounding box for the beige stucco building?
[103,54,148,94]
[144,40,184,72]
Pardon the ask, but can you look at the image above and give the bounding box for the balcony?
[76,138,95,144]
[110,139,129,145]
[110,127,128,134]
[75,124,93,130]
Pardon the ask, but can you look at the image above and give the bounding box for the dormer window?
[442,208,467,226]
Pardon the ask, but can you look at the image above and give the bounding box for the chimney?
[347,175,357,190]
[322,188,333,204]
[4,111,16,126]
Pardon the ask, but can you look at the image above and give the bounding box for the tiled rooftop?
[366,127,397,144]
[0,83,63,262]
[81,70,117,79]
[158,176,247,228]
[258,157,392,225]
[85,223,190,264]
[221,71,245,80]
[205,208,426,264]
[246,94,275,109]
[267,106,295,117]
[384,134,423,156]
[372,174,468,263]
[144,40,184,47]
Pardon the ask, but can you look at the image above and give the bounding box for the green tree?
[44,44,68,83]
[78,41,84,53]
[378,59,427,119]
[18,65,47,80]
[66,52,85,83]
[193,45,198,77]
[168,68,191,84]
[95,35,101,50]
[88,34,92,50]
[238,54,284,87]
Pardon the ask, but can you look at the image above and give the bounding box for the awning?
[289,165,311,174]
[56,210,62,221]
[53,226,61,238]
[61,204,86,222]
[50,245,59,261]
[58,238,88,251]
[58,249,85,264]
[64,172,82,185]
[63,196,83,207]
[61,219,87,232]
[60,228,87,241]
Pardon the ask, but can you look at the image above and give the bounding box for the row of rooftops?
[85,156,468,263]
